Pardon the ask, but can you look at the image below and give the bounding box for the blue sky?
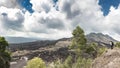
[99,0,120,16]
[17,0,34,13]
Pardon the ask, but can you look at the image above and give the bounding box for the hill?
[92,48,120,68]
[86,33,117,43]
[86,33,118,47]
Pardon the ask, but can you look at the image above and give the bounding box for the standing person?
[110,41,114,49]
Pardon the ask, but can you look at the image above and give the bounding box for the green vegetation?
[97,46,106,56]
[85,43,106,57]
[115,42,120,48]
[73,57,92,68]
[70,26,86,51]
[48,56,92,68]
[62,56,72,68]
[26,57,46,68]
[0,36,11,68]
[49,56,73,68]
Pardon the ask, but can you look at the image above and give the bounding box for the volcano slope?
[92,47,120,68]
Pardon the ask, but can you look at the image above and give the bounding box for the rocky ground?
[10,40,72,68]
[92,47,120,68]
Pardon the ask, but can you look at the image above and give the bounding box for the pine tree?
[71,26,86,51]
[0,36,11,68]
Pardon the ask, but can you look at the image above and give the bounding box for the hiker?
[110,41,114,49]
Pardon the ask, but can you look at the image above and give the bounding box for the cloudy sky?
[0,0,120,40]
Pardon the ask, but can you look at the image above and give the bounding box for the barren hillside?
[92,48,120,68]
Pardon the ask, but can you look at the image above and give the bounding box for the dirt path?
[10,59,27,68]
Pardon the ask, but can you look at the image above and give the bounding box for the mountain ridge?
[6,33,118,44]
[86,33,118,43]
[9,33,118,51]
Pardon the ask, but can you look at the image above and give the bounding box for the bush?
[52,59,63,68]
[97,47,106,57]
[85,43,106,57]
[73,57,92,68]
[115,42,120,48]
[26,57,46,68]
[85,43,97,54]
[49,56,72,68]
[62,56,72,68]
[49,56,92,68]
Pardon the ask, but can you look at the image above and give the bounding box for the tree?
[0,36,11,68]
[70,26,87,52]
[85,43,98,58]
[26,57,46,68]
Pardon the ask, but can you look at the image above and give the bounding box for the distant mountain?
[9,33,119,51]
[86,33,118,46]
[5,37,39,43]
[6,33,118,44]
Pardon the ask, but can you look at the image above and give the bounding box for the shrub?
[97,47,106,57]
[49,56,92,68]
[85,43,97,54]
[49,56,72,68]
[26,57,46,68]
[52,59,63,68]
[85,43,106,57]
[62,56,72,68]
[73,57,92,68]
[115,42,120,48]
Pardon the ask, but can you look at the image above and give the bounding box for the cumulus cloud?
[30,0,53,13]
[0,6,24,31]
[0,0,20,8]
[0,0,120,40]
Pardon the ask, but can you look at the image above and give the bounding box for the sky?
[0,0,120,41]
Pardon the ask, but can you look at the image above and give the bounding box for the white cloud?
[0,6,24,31]
[30,0,53,13]
[0,0,20,8]
[0,0,120,41]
